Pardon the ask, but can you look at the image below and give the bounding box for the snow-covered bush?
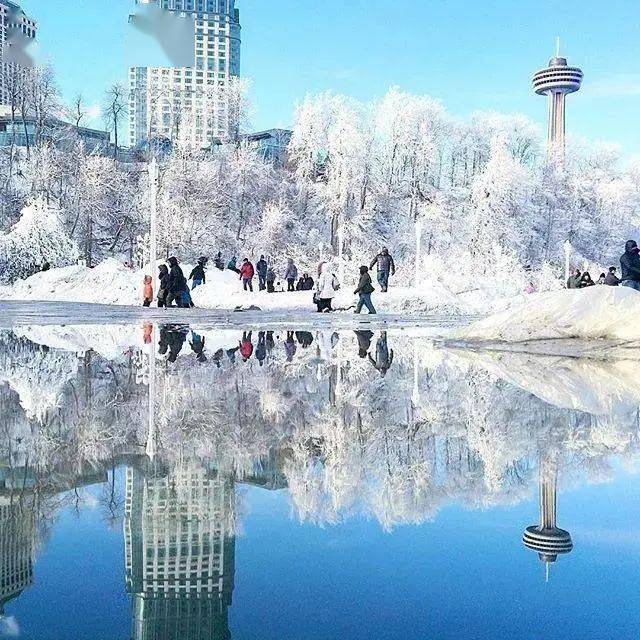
[0,198,79,284]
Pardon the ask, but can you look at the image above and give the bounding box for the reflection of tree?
[1,327,640,535]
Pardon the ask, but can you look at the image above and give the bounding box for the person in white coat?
[315,262,337,312]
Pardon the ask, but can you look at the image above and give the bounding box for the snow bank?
[452,286,640,342]
[2,259,465,315]
[2,258,139,305]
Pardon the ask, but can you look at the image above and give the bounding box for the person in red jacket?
[239,258,255,292]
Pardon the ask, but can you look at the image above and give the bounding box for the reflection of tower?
[532,40,583,156]
[523,459,572,578]
[0,499,35,615]
[125,462,235,640]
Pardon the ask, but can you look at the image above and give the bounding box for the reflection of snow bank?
[449,348,640,415]
[14,324,143,360]
[454,287,640,342]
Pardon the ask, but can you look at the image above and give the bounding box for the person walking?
[142,275,153,307]
[240,258,255,292]
[315,262,338,312]
[189,258,207,290]
[166,257,188,307]
[604,266,621,286]
[620,240,640,291]
[256,255,268,291]
[354,265,377,314]
[157,264,170,308]
[266,267,276,293]
[566,269,582,289]
[370,247,395,292]
[284,259,298,292]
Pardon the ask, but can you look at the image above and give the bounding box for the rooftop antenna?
[555,36,561,58]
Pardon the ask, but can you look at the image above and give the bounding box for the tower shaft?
[547,92,566,154]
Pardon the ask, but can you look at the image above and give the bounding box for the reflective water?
[1,324,640,639]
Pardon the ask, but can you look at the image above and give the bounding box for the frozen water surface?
[0,316,639,640]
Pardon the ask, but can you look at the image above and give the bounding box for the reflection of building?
[125,462,235,640]
[129,0,241,148]
[0,498,35,615]
[532,45,583,155]
[523,459,572,577]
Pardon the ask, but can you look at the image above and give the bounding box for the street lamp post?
[563,240,571,285]
[149,157,159,292]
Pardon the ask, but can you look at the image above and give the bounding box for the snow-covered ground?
[452,286,640,343]
[0,258,529,316]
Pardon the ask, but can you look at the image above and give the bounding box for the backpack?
[332,274,340,291]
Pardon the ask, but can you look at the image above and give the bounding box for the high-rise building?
[0,0,37,106]
[532,42,583,156]
[124,462,236,640]
[129,0,241,149]
[0,498,35,616]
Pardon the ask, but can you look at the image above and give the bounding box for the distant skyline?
[21,0,640,155]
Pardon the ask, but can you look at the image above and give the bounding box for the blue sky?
[22,0,640,153]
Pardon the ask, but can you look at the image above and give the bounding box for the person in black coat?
[189,259,206,290]
[157,264,170,308]
[166,257,188,307]
[620,240,640,290]
[604,266,621,286]
[354,265,376,314]
[256,255,268,291]
[296,273,315,291]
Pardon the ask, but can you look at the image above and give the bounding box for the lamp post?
[563,239,571,285]
[149,157,159,292]
[415,218,422,289]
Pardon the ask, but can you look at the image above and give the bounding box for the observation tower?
[523,459,573,580]
[532,39,583,154]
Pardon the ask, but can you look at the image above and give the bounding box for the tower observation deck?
[532,42,583,154]
[523,459,572,579]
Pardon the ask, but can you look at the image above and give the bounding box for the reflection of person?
[190,331,207,363]
[240,331,253,361]
[354,330,374,358]
[295,331,314,348]
[368,332,394,377]
[158,325,188,362]
[256,332,267,365]
[284,332,297,362]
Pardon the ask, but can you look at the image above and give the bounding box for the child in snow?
[142,275,153,307]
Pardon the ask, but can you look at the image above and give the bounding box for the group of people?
[566,240,640,291]
[155,325,395,376]
[144,247,397,314]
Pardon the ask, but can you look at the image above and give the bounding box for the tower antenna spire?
[556,36,561,58]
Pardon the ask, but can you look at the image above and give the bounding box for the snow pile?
[453,286,640,342]
[1,259,466,314]
[3,258,139,305]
